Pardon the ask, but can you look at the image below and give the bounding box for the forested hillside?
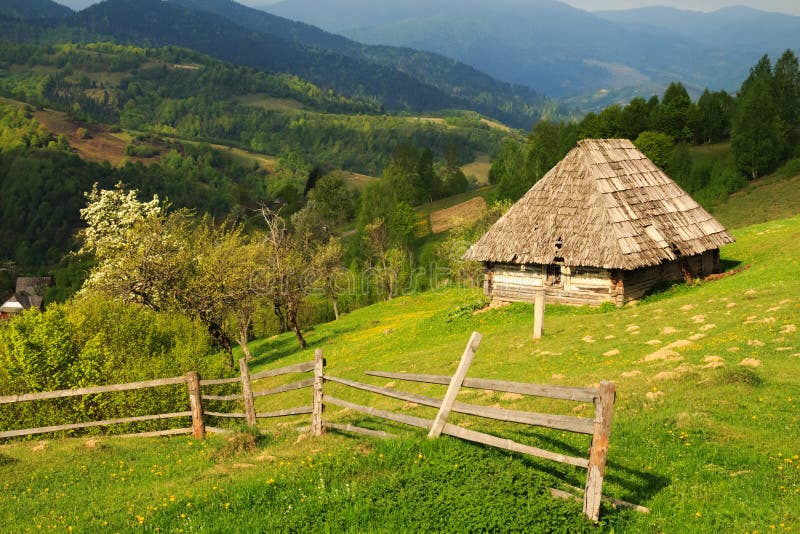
[0,0,553,128]
[0,0,71,20]
[488,52,800,210]
[268,0,800,107]
[0,41,509,293]
[169,0,556,128]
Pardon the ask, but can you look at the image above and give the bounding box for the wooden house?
[463,139,734,306]
[0,277,52,319]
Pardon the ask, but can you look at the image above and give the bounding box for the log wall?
[485,249,722,307]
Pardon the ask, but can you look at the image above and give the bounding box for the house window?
[546,264,563,288]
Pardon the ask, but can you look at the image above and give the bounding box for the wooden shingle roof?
[464,139,734,270]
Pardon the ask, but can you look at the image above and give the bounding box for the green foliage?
[732,66,783,179]
[124,143,159,158]
[435,199,511,287]
[0,102,54,151]
[0,297,219,435]
[0,42,506,175]
[717,367,763,387]
[776,157,800,178]
[633,131,674,169]
[489,121,578,203]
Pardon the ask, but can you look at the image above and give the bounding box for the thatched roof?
[464,139,734,270]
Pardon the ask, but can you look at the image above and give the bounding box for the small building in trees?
[463,139,734,306]
[0,277,52,319]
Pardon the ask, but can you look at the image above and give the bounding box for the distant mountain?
[266,0,699,97]
[0,0,72,20]
[0,0,553,126]
[595,6,800,53]
[169,0,551,127]
[67,0,486,116]
[266,0,799,101]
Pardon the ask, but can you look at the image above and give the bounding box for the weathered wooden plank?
[326,375,594,434]
[202,393,243,402]
[250,362,315,381]
[0,411,192,439]
[324,375,438,407]
[429,332,482,438]
[204,411,247,418]
[312,349,325,436]
[0,376,187,404]
[186,371,205,440]
[364,372,598,403]
[583,381,616,522]
[118,427,193,439]
[442,423,589,469]
[325,423,394,439]
[453,403,595,435]
[533,290,545,339]
[558,484,650,514]
[255,406,313,418]
[253,378,315,398]
[325,396,432,430]
[199,377,241,386]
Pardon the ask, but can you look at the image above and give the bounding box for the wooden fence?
[0,332,620,521]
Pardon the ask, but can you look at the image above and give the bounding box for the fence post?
[186,371,205,440]
[428,331,482,438]
[312,349,325,436]
[533,289,545,339]
[583,381,616,521]
[239,358,257,427]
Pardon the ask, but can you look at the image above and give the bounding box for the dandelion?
[224,502,230,510]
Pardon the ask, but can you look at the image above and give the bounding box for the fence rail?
[0,331,621,521]
[0,376,188,404]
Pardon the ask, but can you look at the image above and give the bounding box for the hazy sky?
[562,0,800,15]
[55,0,800,16]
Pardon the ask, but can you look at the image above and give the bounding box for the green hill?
[0,0,552,128]
[1,212,798,530]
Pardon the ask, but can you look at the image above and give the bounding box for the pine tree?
[732,75,782,179]
[773,49,800,151]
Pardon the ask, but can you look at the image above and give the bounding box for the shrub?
[0,297,225,436]
[125,143,160,158]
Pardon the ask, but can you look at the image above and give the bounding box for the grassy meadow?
[2,214,800,531]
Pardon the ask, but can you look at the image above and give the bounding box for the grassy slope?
[2,215,799,530]
[712,172,800,229]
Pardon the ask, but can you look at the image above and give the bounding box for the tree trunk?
[288,308,307,349]
[208,321,234,368]
[273,298,289,332]
[238,329,253,361]
[332,297,339,321]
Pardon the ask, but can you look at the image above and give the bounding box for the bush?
[125,143,160,158]
[0,297,225,436]
[776,157,800,178]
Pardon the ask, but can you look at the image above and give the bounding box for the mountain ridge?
[266,0,799,100]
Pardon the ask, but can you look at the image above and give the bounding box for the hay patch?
[642,349,680,362]
[739,358,762,368]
